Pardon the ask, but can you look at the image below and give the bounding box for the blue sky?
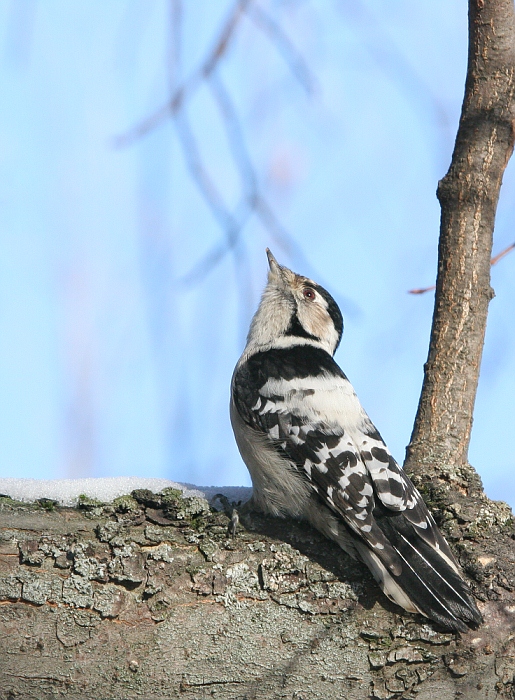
[0,1,514,507]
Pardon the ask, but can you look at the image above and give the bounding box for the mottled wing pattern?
[355,423,453,559]
[233,345,460,570]
[356,424,458,570]
[233,345,483,630]
[232,346,438,568]
[252,396,413,573]
[252,391,372,519]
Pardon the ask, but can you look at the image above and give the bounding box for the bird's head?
[244,249,343,356]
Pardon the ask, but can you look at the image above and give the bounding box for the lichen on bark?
[1,488,514,699]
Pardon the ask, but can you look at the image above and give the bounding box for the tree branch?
[408,242,515,294]
[405,0,515,474]
[113,0,250,149]
[2,490,515,699]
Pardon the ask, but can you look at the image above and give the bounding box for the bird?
[230,249,482,632]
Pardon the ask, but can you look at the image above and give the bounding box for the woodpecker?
[230,249,482,632]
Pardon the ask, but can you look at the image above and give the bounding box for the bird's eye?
[303,287,316,301]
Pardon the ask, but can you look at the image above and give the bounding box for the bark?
[0,489,514,700]
[405,0,515,473]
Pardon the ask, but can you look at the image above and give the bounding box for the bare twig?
[114,0,251,148]
[209,74,311,259]
[408,284,436,295]
[114,0,345,325]
[174,110,240,240]
[203,0,252,76]
[172,100,255,336]
[490,241,515,266]
[167,0,182,92]
[178,68,314,286]
[252,195,306,260]
[245,4,317,95]
[115,0,316,282]
[408,242,515,295]
[208,73,257,195]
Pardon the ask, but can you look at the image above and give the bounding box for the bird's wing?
[238,375,406,568]
[233,347,445,562]
[232,347,482,631]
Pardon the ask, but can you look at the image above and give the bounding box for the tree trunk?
[405,0,515,474]
[1,490,514,700]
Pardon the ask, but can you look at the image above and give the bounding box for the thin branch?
[171,105,255,308]
[208,72,258,199]
[114,0,251,148]
[114,0,327,311]
[173,106,254,340]
[408,242,515,295]
[245,4,317,95]
[208,74,320,274]
[173,110,243,252]
[203,0,252,77]
[490,241,515,266]
[167,0,182,92]
[178,206,252,286]
[408,284,436,296]
[210,73,308,258]
[252,194,306,259]
[181,71,313,286]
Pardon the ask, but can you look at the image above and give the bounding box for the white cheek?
[321,319,339,354]
[297,303,338,354]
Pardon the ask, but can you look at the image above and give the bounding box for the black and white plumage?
[230,250,482,632]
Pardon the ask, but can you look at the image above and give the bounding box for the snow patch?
[0,477,252,508]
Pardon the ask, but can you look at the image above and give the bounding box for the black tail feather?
[373,509,482,632]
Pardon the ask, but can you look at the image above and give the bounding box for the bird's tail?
[355,513,482,632]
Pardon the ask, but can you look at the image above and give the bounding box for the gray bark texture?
[0,487,514,700]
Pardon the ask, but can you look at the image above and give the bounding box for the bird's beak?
[266,248,281,276]
[266,248,294,295]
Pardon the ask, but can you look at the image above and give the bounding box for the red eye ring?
[303,287,316,301]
